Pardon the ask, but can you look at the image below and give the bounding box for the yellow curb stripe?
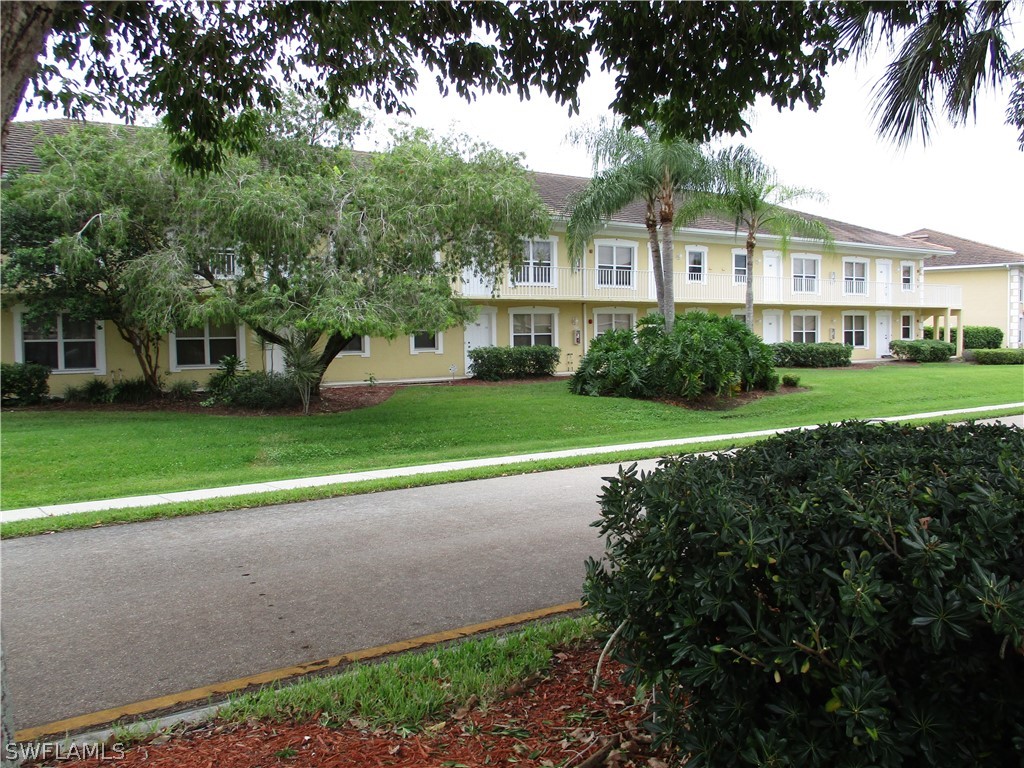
[15,601,584,742]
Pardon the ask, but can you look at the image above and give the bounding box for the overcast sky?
[375,50,1022,254]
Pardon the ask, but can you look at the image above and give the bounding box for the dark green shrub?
[63,378,112,403]
[889,339,956,362]
[110,376,159,404]
[468,345,561,380]
[166,379,199,401]
[781,373,800,387]
[217,372,300,410]
[584,421,1024,767]
[0,362,50,404]
[570,313,775,400]
[974,348,1024,365]
[923,326,1001,349]
[771,342,852,368]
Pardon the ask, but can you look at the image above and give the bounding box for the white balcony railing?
[458,268,962,309]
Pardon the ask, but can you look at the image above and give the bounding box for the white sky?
[376,51,1022,254]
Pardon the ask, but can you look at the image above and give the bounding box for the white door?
[464,308,496,374]
[763,251,782,302]
[875,260,892,305]
[876,311,892,357]
[762,310,783,344]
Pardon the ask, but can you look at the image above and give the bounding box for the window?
[900,313,915,340]
[173,322,239,368]
[843,259,868,295]
[596,242,635,288]
[843,313,868,347]
[792,255,820,293]
[511,311,555,346]
[20,313,100,372]
[337,334,370,356]
[901,263,915,292]
[515,239,554,285]
[732,250,748,284]
[410,331,443,355]
[686,246,707,282]
[792,313,818,343]
[594,310,634,336]
[731,309,749,327]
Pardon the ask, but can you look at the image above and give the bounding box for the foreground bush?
[889,339,956,362]
[1,362,51,404]
[974,348,1024,365]
[570,313,776,399]
[584,421,1024,767]
[925,325,1003,349]
[468,345,560,381]
[771,342,852,368]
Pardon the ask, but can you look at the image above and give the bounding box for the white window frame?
[409,331,444,355]
[13,308,107,375]
[514,237,558,287]
[732,249,748,285]
[592,307,637,337]
[508,307,559,347]
[792,254,821,294]
[594,239,637,290]
[900,261,916,292]
[336,334,371,358]
[731,308,749,327]
[842,311,869,348]
[900,312,915,340]
[842,258,869,296]
[684,245,708,283]
[791,311,821,344]
[169,322,246,371]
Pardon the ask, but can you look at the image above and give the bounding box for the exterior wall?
[924,265,1021,348]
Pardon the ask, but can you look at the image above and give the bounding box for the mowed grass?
[1,363,1021,509]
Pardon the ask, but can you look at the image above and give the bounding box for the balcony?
[458,268,962,309]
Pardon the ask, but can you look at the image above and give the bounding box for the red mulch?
[45,643,669,768]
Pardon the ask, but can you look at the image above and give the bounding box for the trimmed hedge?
[771,342,852,368]
[570,312,776,400]
[1,361,50,405]
[974,348,1024,365]
[889,339,956,362]
[468,345,560,381]
[924,325,1003,349]
[584,421,1024,767]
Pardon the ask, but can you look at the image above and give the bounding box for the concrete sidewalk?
[4,403,1021,524]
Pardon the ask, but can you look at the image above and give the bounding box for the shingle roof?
[531,170,951,253]
[1,119,88,174]
[0,120,956,256]
[904,228,1024,268]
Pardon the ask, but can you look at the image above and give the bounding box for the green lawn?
[2,363,1021,509]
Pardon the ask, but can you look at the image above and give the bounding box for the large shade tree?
[565,120,703,329]
[3,3,1020,166]
[680,145,835,329]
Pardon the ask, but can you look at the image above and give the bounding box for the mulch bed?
[43,642,669,768]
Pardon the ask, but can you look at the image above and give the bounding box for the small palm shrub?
[771,342,852,367]
[110,376,159,404]
[165,379,199,401]
[63,378,112,403]
[584,421,1024,767]
[1,362,50,404]
[889,339,955,362]
[217,372,301,410]
[570,312,776,400]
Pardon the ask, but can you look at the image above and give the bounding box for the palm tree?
[566,119,702,329]
[681,145,834,330]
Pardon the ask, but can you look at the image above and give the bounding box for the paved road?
[1,459,658,731]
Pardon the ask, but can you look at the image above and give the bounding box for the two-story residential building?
[2,120,964,391]
[906,229,1023,349]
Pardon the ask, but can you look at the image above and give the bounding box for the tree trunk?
[316,332,350,389]
[644,203,664,320]
[1,2,57,153]
[745,230,757,329]
[115,324,163,392]
[658,177,676,331]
